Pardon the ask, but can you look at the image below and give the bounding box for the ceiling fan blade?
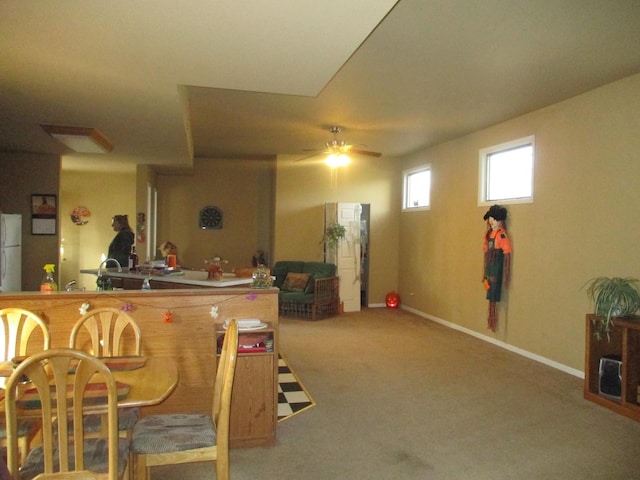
[295,152,327,162]
[349,148,382,157]
[302,148,326,152]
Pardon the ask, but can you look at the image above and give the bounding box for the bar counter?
[0,288,278,422]
[80,268,254,288]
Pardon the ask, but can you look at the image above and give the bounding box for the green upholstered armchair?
[273,261,340,320]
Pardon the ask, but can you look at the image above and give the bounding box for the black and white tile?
[278,355,314,421]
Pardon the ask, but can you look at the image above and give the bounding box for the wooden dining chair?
[0,307,51,464]
[130,319,239,480]
[69,308,141,358]
[69,308,142,440]
[4,348,130,480]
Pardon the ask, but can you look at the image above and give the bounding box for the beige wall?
[273,155,401,305]
[0,152,60,291]
[155,157,275,271]
[60,170,136,291]
[398,73,640,372]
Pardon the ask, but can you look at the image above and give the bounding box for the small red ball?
[386,291,400,308]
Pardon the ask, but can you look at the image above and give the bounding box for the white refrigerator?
[0,213,22,292]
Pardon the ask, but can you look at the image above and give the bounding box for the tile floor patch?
[278,355,315,421]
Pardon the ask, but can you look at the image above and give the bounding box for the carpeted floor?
[278,354,314,421]
[152,308,640,480]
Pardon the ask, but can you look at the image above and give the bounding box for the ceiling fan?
[298,126,381,165]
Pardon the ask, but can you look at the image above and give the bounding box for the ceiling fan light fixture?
[325,153,350,168]
[326,139,346,149]
[41,124,113,153]
[298,125,381,164]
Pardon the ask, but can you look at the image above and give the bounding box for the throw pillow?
[281,272,311,292]
[304,273,320,294]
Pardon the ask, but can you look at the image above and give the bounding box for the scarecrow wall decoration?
[482,205,512,332]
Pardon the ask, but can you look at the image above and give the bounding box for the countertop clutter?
[81,268,253,288]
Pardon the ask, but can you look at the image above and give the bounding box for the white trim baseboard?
[367,303,387,308]
[401,305,585,379]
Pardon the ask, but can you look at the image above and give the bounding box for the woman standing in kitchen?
[107,214,134,268]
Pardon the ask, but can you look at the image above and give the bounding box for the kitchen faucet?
[96,258,122,291]
[97,258,122,277]
[64,279,85,292]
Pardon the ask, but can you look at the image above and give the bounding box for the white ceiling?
[2,0,640,172]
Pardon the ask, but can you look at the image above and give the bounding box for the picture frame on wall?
[31,194,57,235]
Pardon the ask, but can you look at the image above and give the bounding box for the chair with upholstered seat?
[131,319,239,480]
[4,348,130,480]
[69,307,142,440]
[0,307,51,464]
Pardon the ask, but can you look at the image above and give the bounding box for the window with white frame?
[402,165,431,211]
[479,136,534,204]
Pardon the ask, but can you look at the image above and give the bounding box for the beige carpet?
[153,308,640,479]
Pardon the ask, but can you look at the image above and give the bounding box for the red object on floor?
[386,291,400,308]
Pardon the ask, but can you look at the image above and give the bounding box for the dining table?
[0,356,180,417]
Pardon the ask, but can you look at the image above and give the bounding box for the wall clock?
[199,206,223,229]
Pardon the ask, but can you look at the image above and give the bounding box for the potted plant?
[323,223,346,250]
[584,276,640,340]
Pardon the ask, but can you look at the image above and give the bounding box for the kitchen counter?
[80,268,253,288]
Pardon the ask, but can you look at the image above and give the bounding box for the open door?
[325,203,362,312]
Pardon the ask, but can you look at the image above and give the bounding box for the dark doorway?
[360,204,370,307]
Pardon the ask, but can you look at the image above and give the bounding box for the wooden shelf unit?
[584,314,640,422]
[216,323,277,447]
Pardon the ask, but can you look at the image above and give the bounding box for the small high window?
[479,136,534,204]
[403,165,431,211]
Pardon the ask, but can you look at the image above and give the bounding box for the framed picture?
[31,194,57,235]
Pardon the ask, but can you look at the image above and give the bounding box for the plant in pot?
[584,276,640,340]
[323,223,346,251]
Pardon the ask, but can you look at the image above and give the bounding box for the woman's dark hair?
[112,214,133,231]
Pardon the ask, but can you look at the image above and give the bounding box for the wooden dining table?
[0,356,180,417]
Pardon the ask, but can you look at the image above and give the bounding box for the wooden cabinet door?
[229,353,276,447]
